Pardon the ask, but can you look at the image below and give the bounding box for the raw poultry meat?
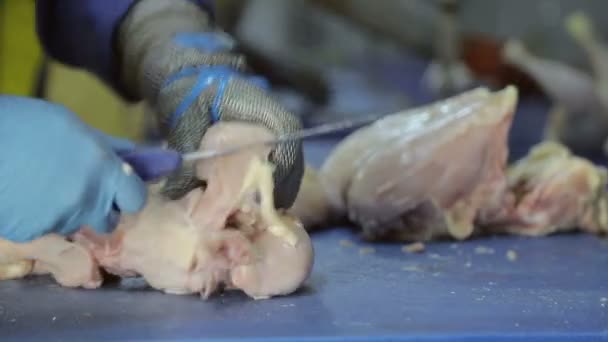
[565,12,608,92]
[0,123,313,300]
[480,141,608,236]
[421,0,475,98]
[501,11,608,155]
[290,86,608,242]
[288,165,332,229]
[0,234,101,288]
[319,86,516,241]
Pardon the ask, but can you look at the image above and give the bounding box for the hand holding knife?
[117,114,382,182]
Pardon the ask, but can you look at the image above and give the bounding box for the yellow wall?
[44,62,146,141]
[0,0,145,141]
[0,0,41,95]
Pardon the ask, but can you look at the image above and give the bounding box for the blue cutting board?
[0,228,607,341]
[1,137,608,341]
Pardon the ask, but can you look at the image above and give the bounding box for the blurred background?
[3,0,608,160]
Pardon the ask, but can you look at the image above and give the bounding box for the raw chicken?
[501,16,608,155]
[0,234,101,288]
[320,86,516,241]
[502,40,599,116]
[0,123,314,300]
[565,12,608,92]
[480,141,608,236]
[421,0,474,98]
[288,165,332,229]
[290,86,608,242]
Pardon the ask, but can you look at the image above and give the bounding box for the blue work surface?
[1,139,608,341]
[1,230,607,341]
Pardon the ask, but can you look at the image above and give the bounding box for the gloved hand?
[0,96,147,242]
[118,0,304,208]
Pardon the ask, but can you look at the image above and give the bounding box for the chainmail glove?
[118,0,304,208]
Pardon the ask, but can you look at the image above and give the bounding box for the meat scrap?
[290,86,608,241]
[0,123,314,300]
[480,141,608,236]
[402,242,425,254]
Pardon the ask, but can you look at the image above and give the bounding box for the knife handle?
[116,147,183,182]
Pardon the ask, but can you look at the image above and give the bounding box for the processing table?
[1,136,608,341]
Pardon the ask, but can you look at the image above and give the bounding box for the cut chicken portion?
[288,165,332,229]
[480,141,608,236]
[0,123,313,300]
[0,260,32,280]
[0,234,101,288]
[320,86,517,241]
[502,40,598,115]
[501,38,608,154]
[565,11,608,92]
[75,122,313,299]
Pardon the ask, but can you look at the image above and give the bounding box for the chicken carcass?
[0,234,101,288]
[0,122,314,300]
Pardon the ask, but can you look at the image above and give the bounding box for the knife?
[118,114,383,182]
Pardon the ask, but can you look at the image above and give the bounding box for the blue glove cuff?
[173,32,236,53]
[162,33,271,129]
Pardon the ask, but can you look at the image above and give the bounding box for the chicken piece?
[502,39,608,154]
[565,12,608,91]
[288,165,332,229]
[422,0,474,98]
[0,234,101,288]
[0,260,33,280]
[230,214,314,300]
[0,123,313,300]
[502,39,598,114]
[74,122,313,299]
[320,86,517,242]
[479,142,608,236]
[564,12,608,154]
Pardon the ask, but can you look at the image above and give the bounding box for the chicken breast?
[320,86,516,241]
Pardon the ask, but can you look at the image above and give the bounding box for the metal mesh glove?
[118,0,304,208]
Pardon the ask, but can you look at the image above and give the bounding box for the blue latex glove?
[0,96,147,242]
